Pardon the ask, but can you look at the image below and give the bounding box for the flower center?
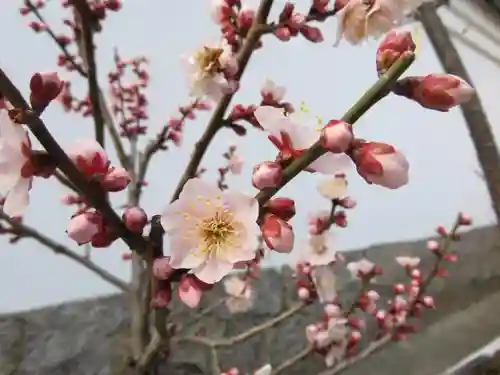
[198,211,236,257]
[194,47,224,76]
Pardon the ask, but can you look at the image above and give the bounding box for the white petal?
[3,177,30,217]
[254,364,272,375]
[193,258,233,284]
[253,106,287,137]
[308,153,351,174]
[0,111,27,146]
[181,178,221,201]
[168,234,205,268]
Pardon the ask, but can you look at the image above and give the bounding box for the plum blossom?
[311,265,338,303]
[253,364,272,375]
[223,275,254,313]
[395,256,420,268]
[0,110,33,217]
[228,154,244,174]
[182,39,238,101]
[261,79,286,103]
[317,175,348,200]
[346,258,375,279]
[335,0,431,45]
[161,178,260,284]
[301,233,337,266]
[253,106,351,174]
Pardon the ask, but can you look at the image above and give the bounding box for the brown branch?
[0,68,148,253]
[25,0,129,170]
[0,211,130,292]
[72,0,105,147]
[169,0,275,203]
[175,302,304,348]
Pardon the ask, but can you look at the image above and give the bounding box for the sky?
[0,0,499,313]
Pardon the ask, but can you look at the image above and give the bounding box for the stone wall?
[1,226,500,375]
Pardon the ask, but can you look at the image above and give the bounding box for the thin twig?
[72,0,105,147]
[169,0,275,203]
[176,302,304,348]
[0,211,129,291]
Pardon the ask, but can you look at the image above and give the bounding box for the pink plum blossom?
[0,110,33,217]
[161,178,260,284]
[346,258,376,279]
[260,79,286,103]
[253,106,351,174]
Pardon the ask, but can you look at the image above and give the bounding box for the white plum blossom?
[0,110,33,217]
[161,178,260,284]
[261,79,286,102]
[253,106,351,174]
[228,154,244,175]
[395,256,420,268]
[301,232,337,266]
[317,175,348,200]
[336,0,432,45]
[311,265,338,303]
[223,274,254,313]
[182,39,237,102]
[346,258,375,279]
[253,364,272,375]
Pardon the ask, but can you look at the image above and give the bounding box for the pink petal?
[253,106,287,137]
[178,282,203,308]
[168,235,206,269]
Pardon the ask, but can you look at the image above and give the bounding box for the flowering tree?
[1,0,477,374]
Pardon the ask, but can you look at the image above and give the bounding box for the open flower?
[301,233,337,266]
[335,0,431,45]
[182,39,238,101]
[223,274,254,313]
[253,106,351,174]
[0,110,33,217]
[161,178,260,284]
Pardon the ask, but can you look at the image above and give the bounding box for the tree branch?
[169,0,275,202]
[0,68,148,253]
[254,52,415,205]
[72,0,105,147]
[0,211,130,292]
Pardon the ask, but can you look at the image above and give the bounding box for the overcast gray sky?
[0,0,499,313]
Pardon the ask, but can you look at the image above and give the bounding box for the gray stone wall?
[2,226,500,375]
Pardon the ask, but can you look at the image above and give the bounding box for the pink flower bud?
[177,275,204,308]
[29,72,64,106]
[421,295,435,308]
[458,212,472,226]
[426,239,440,253]
[260,214,294,253]
[275,26,292,41]
[252,161,282,189]
[300,25,323,43]
[376,30,416,75]
[297,287,310,301]
[68,140,109,177]
[264,197,296,221]
[66,212,100,245]
[236,8,254,29]
[152,256,173,280]
[393,74,475,112]
[352,141,409,189]
[320,120,353,153]
[151,284,172,308]
[101,167,131,191]
[122,206,147,233]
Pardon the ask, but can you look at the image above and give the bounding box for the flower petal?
[308,153,351,174]
[193,258,233,284]
[254,106,287,137]
[3,177,30,217]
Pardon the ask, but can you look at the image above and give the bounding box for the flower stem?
[255,52,416,205]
